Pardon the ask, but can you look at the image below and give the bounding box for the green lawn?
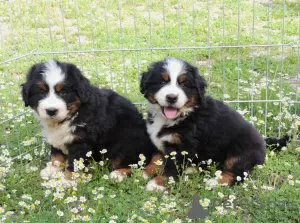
[0,0,299,222]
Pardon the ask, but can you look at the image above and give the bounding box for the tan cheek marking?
[144,153,164,178]
[68,97,81,114]
[147,94,157,104]
[161,73,169,81]
[184,96,196,108]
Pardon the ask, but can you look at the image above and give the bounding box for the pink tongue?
[164,107,178,119]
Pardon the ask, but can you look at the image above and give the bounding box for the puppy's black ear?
[68,63,91,103]
[20,83,30,107]
[20,64,37,107]
[192,66,207,106]
[139,70,151,95]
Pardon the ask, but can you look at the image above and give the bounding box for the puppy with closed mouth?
[140,57,290,191]
[21,59,160,187]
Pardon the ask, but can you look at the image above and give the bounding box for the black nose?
[46,108,58,116]
[166,94,178,104]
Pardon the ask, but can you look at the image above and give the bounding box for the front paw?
[110,170,127,182]
[109,169,132,182]
[40,162,64,180]
[145,177,166,192]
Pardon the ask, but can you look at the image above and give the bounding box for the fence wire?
[0,0,299,158]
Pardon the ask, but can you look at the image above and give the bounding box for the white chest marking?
[147,114,166,152]
[147,114,181,153]
[40,119,76,155]
[147,103,187,153]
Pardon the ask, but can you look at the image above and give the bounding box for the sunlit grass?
[0,0,299,222]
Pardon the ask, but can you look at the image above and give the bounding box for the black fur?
[265,134,291,151]
[140,58,290,185]
[21,60,158,174]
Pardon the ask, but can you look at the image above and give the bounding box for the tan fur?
[218,156,238,185]
[55,83,64,92]
[37,81,47,91]
[224,156,238,170]
[161,72,169,81]
[67,97,81,115]
[184,96,196,108]
[144,154,163,177]
[147,94,157,104]
[153,176,165,186]
[178,74,186,83]
[219,172,234,185]
[171,134,181,144]
[51,153,66,167]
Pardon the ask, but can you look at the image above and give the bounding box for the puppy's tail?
[265,133,292,151]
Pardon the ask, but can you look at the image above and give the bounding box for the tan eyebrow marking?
[161,72,169,81]
[178,75,186,83]
[37,82,47,91]
[55,83,64,92]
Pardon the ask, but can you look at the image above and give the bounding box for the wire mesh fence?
[0,0,299,160]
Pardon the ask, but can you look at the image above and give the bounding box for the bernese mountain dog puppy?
[21,59,159,187]
[140,57,290,191]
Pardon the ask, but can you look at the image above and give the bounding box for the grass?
[0,0,300,222]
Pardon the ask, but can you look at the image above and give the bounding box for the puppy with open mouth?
[140,57,290,191]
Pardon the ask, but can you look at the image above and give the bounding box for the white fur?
[160,134,173,142]
[110,170,127,182]
[40,165,77,188]
[154,58,188,113]
[146,103,186,153]
[40,162,64,180]
[43,59,65,88]
[37,118,75,154]
[141,171,150,180]
[37,59,68,121]
[145,178,166,192]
